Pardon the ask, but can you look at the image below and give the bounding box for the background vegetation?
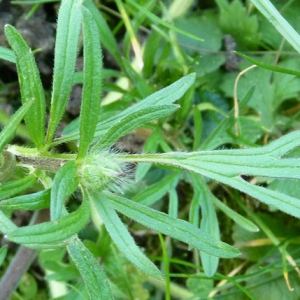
[1,0,300,299]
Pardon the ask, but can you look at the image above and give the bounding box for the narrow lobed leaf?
[0,46,15,63]
[7,196,90,246]
[0,174,36,201]
[119,130,300,180]
[46,0,83,144]
[93,104,179,150]
[52,74,196,147]
[235,51,300,77]
[102,191,240,258]
[78,6,103,159]
[0,99,34,153]
[191,174,219,277]
[67,238,113,300]
[0,151,16,183]
[0,210,18,234]
[84,0,123,67]
[212,196,259,232]
[50,161,78,221]
[90,190,162,279]
[4,25,46,149]
[0,189,51,211]
[0,245,8,267]
[133,171,180,206]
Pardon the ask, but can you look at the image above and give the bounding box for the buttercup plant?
[1,0,300,299]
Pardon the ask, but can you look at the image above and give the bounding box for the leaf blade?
[93,105,179,150]
[0,175,36,201]
[103,191,240,258]
[8,196,90,246]
[0,189,51,211]
[46,0,82,144]
[50,161,78,221]
[78,6,102,159]
[67,238,113,300]
[4,25,46,148]
[0,100,34,153]
[90,190,162,279]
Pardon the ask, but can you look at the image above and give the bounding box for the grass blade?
[236,51,300,76]
[212,196,259,232]
[127,0,203,42]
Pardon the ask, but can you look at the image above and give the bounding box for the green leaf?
[133,171,180,206]
[12,0,58,3]
[201,87,254,150]
[175,16,225,77]
[46,0,82,144]
[236,51,300,77]
[90,190,162,279]
[216,0,260,49]
[0,174,36,201]
[53,74,196,146]
[51,161,78,221]
[191,174,220,277]
[4,25,46,149]
[0,189,50,210]
[127,0,203,42]
[0,210,18,234]
[83,0,122,67]
[126,73,196,112]
[118,130,300,218]
[142,31,162,79]
[135,129,162,181]
[121,57,153,98]
[168,187,178,218]
[212,196,259,232]
[67,238,113,300]
[102,191,240,258]
[93,105,179,150]
[0,46,15,63]
[0,245,8,267]
[125,130,300,179]
[78,6,102,159]
[0,151,16,183]
[7,196,90,247]
[0,99,34,153]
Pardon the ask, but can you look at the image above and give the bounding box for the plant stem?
[0,246,37,300]
[6,145,76,172]
[0,209,49,300]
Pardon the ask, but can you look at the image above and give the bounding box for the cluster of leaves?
[1,0,300,299]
